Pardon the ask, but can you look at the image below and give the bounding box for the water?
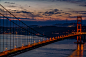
[12,36,86,57]
[0,34,86,57]
[0,34,46,52]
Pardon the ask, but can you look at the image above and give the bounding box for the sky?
[0,0,86,25]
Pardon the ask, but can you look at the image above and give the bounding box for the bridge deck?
[1,32,86,57]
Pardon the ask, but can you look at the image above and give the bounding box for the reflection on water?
[14,38,86,57]
[0,34,46,52]
[0,34,86,57]
[68,44,84,57]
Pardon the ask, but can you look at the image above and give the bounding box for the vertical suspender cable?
[3,10,4,51]
[16,20,18,47]
[30,29,32,44]
[0,15,1,52]
[27,27,28,45]
[17,20,18,47]
[10,18,11,49]
[13,18,14,48]
[19,19,20,46]
[32,30,33,44]
[29,28,30,45]
[6,11,7,50]
[21,23,23,46]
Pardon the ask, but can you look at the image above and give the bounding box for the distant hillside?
[33,26,77,37]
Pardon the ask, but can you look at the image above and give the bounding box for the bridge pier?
[75,35,84,44]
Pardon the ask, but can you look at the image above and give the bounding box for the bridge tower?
[77,16,82,43]
[77,16,82,33]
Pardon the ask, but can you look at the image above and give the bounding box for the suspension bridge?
[0,4,86,57]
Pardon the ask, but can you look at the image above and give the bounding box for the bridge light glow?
[28,42,30,45]
[47,38,48,40]
[15,46,16,48]
[43,39,44,41]
[34,41,35,43]
[39,40,40,42]
[22,44,24,47]
[5,48,7,51]
[58,36,59,39]
[50,38,51,41]
[39,40,41,44]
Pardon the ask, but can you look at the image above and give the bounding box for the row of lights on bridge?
[4,34,75,51]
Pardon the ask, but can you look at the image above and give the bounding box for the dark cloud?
[29,14,42,17]
[55,12,61,14]
[65,13,71,15]
[12,10,17,11]
[68,16,77,18]
[15,11,32,14]
[0,8,5,12]
[79,5,86,7]
[5,2,15,4]
[80,13,86,14]
[68,15,86,18]
[54,9,59,12]
[70,11,86,14]
[43,9,62,16]
[38,12,43,13]
[15,10,42,17]
[58,15,62,16]
[8,5,16,7]
[21,11,32,14]
[5,2,10,3]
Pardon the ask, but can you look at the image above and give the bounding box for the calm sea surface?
[14,39,86,57]
[0,34,85,57]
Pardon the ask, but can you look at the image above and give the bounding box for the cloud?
[43,9,62,16]
[0,8,5,12]
[79,5,86,7]
[70,11,86,14]
[80,13,86,14]
[5,2,15,4]
[15,10,32,14]
[38,12,43,13]
[65,13,71,15]
[68,15,86,19]
[14,10,42,18]
[17,11,32,13]
[68,16,77,18]
[8,5,16,7]
[54,9,59,12]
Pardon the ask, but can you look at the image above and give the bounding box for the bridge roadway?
[0,32,86,57]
